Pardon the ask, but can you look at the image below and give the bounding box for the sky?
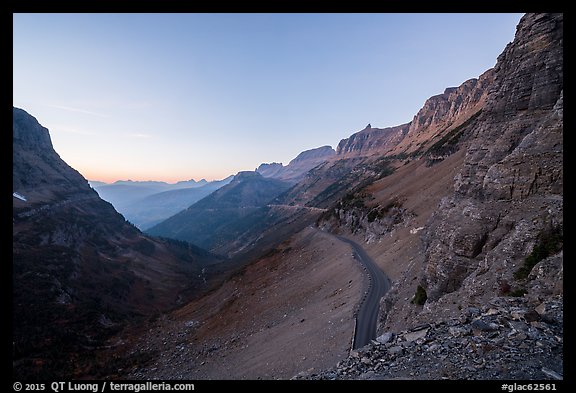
[13,13,523,183]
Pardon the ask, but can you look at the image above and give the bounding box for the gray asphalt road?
[334,235,391,349]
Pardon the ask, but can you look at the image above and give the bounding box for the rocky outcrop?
[257,146,336,182]
[319,193,414,244]
[296,294,563,380]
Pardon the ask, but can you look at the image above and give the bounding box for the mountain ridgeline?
[256,145,336,182]
[12,108,224,379]
[13,13,562,380]
[146,171,293,256]
[92,177,233,230]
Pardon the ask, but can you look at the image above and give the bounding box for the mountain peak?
[13,107,55,153]
[256,162,284,178]
[288,145,335,165]
[257,146,336,183]
[13,107,92,202]
[233,170,262,182]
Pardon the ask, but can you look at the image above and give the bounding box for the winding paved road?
[334,235,391,349]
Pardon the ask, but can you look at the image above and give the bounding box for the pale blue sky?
[13,13,523,183]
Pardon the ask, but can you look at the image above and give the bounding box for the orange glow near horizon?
[79,167,231,184]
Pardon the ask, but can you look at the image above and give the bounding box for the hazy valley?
[90,177,233,230]
[13,13,562,381]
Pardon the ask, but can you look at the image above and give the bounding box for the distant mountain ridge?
[147,171,292,255]
[92,177,231,229]
[119,176,234,230]
[93,177,214,205]
[257,145,335,182]
[102,178,208,188]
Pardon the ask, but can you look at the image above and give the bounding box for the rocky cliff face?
[257,145,336,182]
[336,123,410,157]
[13,107,94,202]
[335,69,494,159]
[398,69,495,155]
[13,107,55,152]
[380,13,563,339]
[422,12,562,301]
[318,191,414,245]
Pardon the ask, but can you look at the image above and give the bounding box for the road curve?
[334,235,391,349]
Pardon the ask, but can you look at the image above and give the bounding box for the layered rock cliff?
[380,12,563,338]
[336,123,410,157]
[335,68,494,160]
[400,69,494,155]
[422,12,563,301]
